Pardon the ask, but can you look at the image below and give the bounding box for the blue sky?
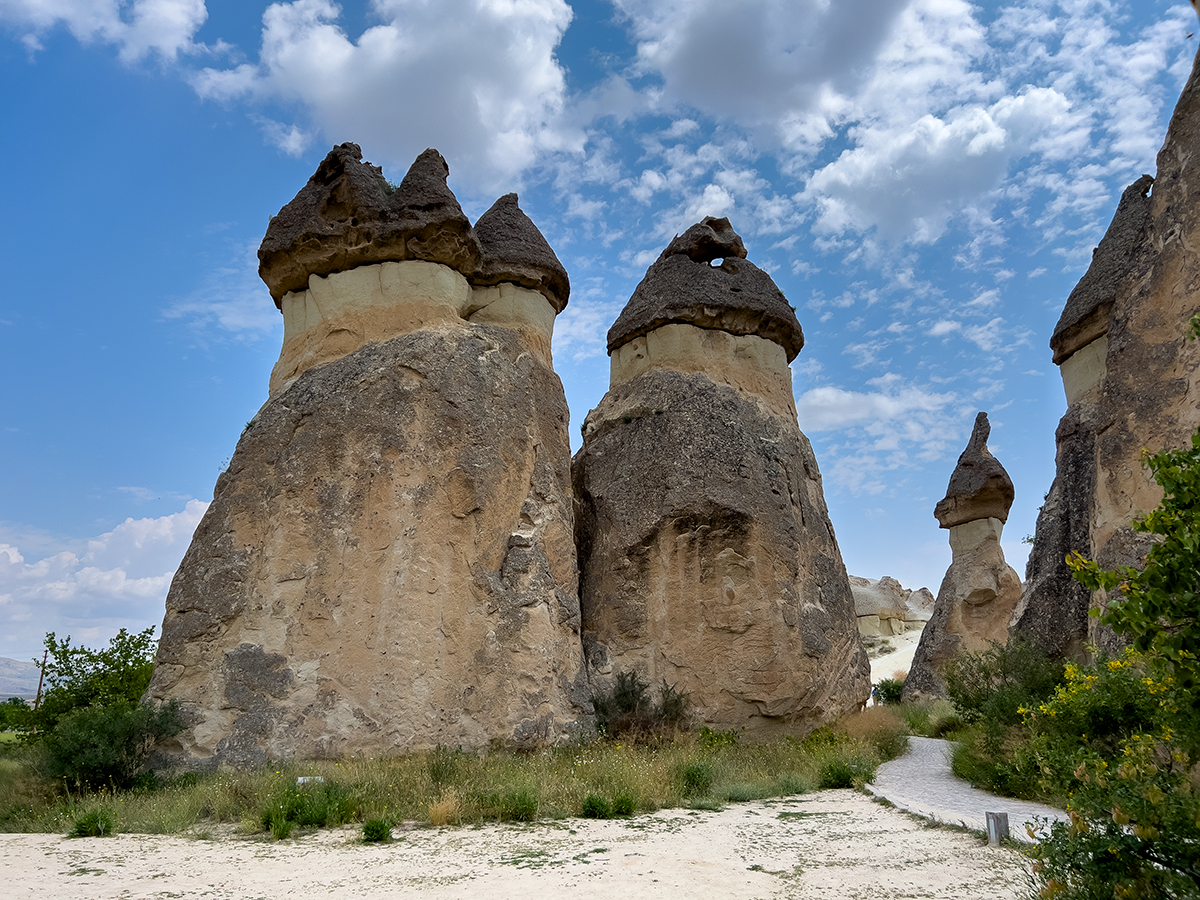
[0,0,1194,661]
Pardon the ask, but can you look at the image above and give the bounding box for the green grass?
[0,707,911,836]
[0,732,18,744]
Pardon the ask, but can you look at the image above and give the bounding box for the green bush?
[68,808,114,838]
[611,793,635,816]
[0,698,29,732]
[361,818,392,843]
[258,780,358,834]
[944,638,1063,727]
[592,671,691,739]
[875,678,904,705]
[678,760,714,796]
[499,790,538,822]
[1023,652,1200,899]
[816,748,878,789]
[39,700,182,791]
[581,794,612,818]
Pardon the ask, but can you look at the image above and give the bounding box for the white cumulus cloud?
[0,500,207,656]
[0,0,207,61]
[190,0,579,190]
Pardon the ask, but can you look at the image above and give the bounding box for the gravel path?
[866,736,1068,841]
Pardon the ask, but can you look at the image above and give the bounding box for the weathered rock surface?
[1014,47,1200,659]
[607,217,805,362]
[1050,176,1155,366]
[933,413,1015,528]
[258,144,482,304]
[850,576,934,638]
[574,220,869,735]
[904,415,1022,699]
[148,148,585,766]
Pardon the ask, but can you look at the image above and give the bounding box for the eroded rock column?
[904,413,1022,700]
[572,217,870,736]
[147,144,587,766]
[1014,46,1200,660]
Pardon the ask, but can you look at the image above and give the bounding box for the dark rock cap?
[258,144,481,304]
[1050,175,1153,365]
[473,193,570,312]
[606,217,804,361]
[934,412,1015,528]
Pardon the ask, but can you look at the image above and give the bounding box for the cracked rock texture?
[148,148,585,766]
[1013,47,1200,660]
[904,415,1021,700]
[573,220,869,735]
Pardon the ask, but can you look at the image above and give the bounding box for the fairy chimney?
[1012,46,1200,660]
[147,144,587,766]
[572,217,870,735]
[904,413,1022,699]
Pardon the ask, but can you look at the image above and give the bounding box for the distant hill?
[0,656,40,699]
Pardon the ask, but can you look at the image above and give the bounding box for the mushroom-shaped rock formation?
[572,218,870,737]
[932,412,1015,528]
[1050,176,1153,367]
[259,143,481,304]
[472,193,570,312]
[607,216,805,363]
[147,146,586,768]
[264,155,566,396]
[904,413,1022,700]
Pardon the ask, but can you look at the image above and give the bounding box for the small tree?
[26,627,158,735]
[1068,429,1200,703]
[19,627,181,790]
[0,697,29,731]
[1034,321,1200,898]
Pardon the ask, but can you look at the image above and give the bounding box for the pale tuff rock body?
[1013,47,1200,660]
[904,413,1022,700]
[147,146,586,766]
[849,576,934,638]
[573,218,871,735]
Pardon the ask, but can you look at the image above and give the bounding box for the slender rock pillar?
[904,413,1022,699]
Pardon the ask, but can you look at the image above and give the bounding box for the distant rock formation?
[147,145,587,766]
[850,576,934,638]
[572,217,871,735]
[904,413,1022,699]
[1012,47,1200,660]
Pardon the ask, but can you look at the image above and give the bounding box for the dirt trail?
[2,789,1031,899]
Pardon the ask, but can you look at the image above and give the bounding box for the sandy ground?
[1,790,1032,900]
[869,629,923,683]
